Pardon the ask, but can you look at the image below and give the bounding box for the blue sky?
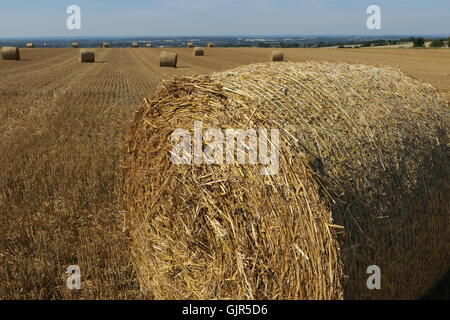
[0,0,449,38]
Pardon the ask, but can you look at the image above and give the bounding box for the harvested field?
[0,47,449,299]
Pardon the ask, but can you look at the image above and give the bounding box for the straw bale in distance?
[2,47,20,60]
[103,43,111,48]
[122,62,450,300]
[159,51,177,68]
[80,49,95,63]
[145,43,153,48]
[193,47,204,56]
[187,42,194,48]
[207,42,214,48]
[271,50,284,61]
[72,42,80,48]
[26,43,35,48]
[131,42,139,48]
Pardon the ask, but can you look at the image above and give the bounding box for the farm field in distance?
[0,47,449,299]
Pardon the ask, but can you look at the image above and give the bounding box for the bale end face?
[271,51,284,62]
[193,47,205,56]
[2,47,20,60]
[160,51,177,68]
[80,50,95,63]
[207,43,214,48]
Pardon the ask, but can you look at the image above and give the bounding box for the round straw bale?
[72,42,80,48]
[122,62,450,300]
[80,49,95,63]
[160,51,177,68]
[132,42,139,48]
[146,43,153,48]
[187,42,194,48]
[193,47,204,56]
[207,42,214,48]
[26,43,35,48]
[2,47,20,60]
[103,42,111,48]
[271,50,284,61]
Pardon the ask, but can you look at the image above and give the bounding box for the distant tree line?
[233,37,450,49]
[409,37,450,48]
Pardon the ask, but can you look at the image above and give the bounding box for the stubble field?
[0,47,449,299]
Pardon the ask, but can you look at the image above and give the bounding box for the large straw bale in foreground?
[160,51,177,68]
[2,47,20,60]
[122,62,450,300]
[80,49,95,63]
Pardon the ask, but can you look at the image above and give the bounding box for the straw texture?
[122,62,450,300]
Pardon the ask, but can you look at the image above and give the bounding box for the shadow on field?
[422,269,450,300]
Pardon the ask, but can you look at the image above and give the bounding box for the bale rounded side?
[26,43,35,48]
[193,47,204,56]
[160,51,177,68]
[271,51,284,62]
[122,62,450,300]
[2,47,20,60]
[80,49,95,63]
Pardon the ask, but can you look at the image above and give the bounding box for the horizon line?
[1,34,450,41]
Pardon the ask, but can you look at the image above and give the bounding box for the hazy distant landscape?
[1,35,449,49]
